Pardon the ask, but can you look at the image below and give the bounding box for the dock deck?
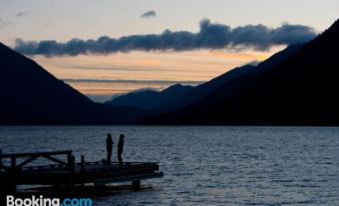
[0,150,163,193]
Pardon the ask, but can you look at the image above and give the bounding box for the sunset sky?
[1,0,338,102]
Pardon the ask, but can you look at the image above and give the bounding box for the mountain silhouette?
[170,43,303,111]
[144,19,339,125]
[110,43,302,114]
[0,43,150,124]
[105,84,193,111]
[142,44,303,124]
[141,20,339,125]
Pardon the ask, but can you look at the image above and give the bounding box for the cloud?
[244,60,261,67]
[0,17,11,29]
[141,10,156,18]
[15,11,29,17]
[14,19,317,56]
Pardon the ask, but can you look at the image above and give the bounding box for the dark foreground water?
[0,126,339,205]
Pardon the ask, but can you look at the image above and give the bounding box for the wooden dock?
[0,150,163,193]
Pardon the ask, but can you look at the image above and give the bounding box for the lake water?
[0,126,339,205]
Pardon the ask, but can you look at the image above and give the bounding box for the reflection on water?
[0,126,339,205]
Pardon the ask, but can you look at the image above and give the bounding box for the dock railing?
[0,150,75,192]
[0,150,163,193]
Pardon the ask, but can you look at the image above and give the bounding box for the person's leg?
[118,151,123,165]
[107,149,112,164]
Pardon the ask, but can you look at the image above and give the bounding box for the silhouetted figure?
[106,134,114,164]
[118,134,125,165]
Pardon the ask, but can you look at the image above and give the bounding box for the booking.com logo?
[6,195,92,206]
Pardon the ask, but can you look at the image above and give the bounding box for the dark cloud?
[141,10,156,18]
[14,19,317,56]
[15,11,29,17]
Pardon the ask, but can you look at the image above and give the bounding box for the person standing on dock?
[106,134,114,164]
[118,134,124,165]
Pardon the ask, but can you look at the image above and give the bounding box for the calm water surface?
[0,126,338,205]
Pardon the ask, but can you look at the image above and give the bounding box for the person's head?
[107,133,112,139]
[119,134,125,140]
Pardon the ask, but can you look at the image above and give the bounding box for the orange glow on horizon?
[32,48,283,101]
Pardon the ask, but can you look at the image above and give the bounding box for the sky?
[1,0,338,102]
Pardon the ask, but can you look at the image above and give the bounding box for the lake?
[0,126,338,205]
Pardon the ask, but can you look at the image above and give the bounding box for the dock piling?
[132,180,141,190]
[80,155,85,187]
[81,155,85,172]
[66,153,75,188]
[9,156,17,193]
[0,149,2,170]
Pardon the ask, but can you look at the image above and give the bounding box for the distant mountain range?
[105,84,193,111]
[0,43,150,124]
[106,43,302,113]
[1,19,339,125]
[144,19,339,125]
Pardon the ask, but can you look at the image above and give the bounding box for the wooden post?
[10,156,17,193]
[67,153,72,169]
[10,156,16,170]
[132,180,141,190]
[80,155,85,172]
[0,149,3,194]
[80,155,85,187]
[0,149,2,169]
[67,153,75,188]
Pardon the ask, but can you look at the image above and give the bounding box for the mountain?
[142,44,303,124]
[110,43,301,114]
[0,43,149,125]
[144,19,339,125]
[180,44,303,106]
[163,44,303,112]
[105,84,194,111]
[170,65,256,110]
